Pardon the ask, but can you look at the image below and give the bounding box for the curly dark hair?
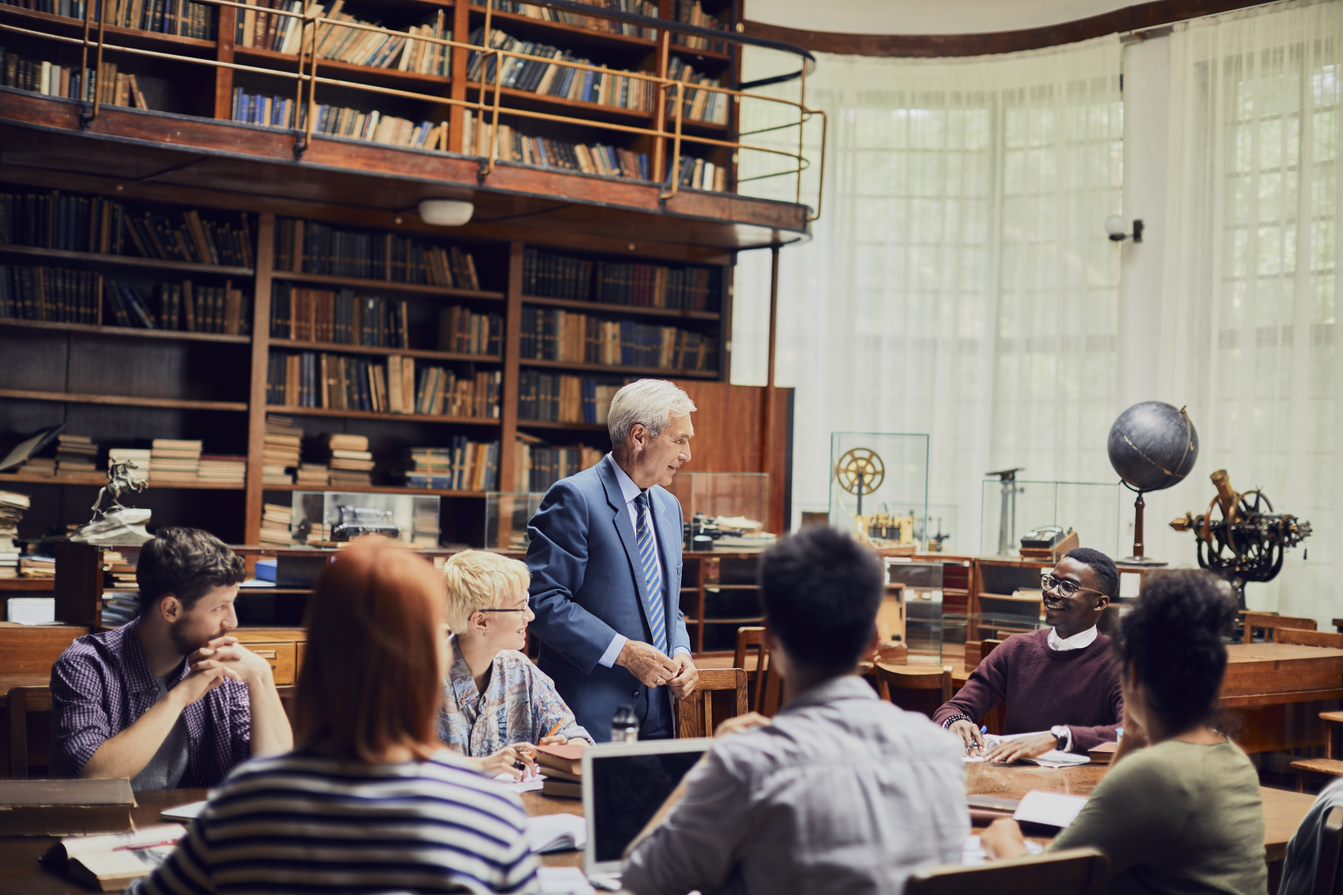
[759,526,883,678]
[1119,569,1236,732]
[136,527,244,616]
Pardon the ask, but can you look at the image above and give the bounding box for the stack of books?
[535,743,585,800]
[107,447,152,483]
[263,415,303,485]
[0,490,29,574]
[303,517,331,545]
[101,593,139,628]
[328,435,373,487]
[149,439,203,483]
[197,456,246,487]
[296,462,330,488]
[404,447,452,489]
[102,550,138,592]
[260,503,294,546]
[411,499,439,548]
[55,435,97,475]
[18,456,55,477]
[18,554,54,579]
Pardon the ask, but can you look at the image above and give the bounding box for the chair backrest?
[7,685,54,779]
[676,668,748,738]
[0,623,87,674]
[733,626,782,716]
[1243,611,1317,643]
[1314,805,1343,895]
[906,847,1109,895]
[875,663,953,717]
[1276,628,1343,650]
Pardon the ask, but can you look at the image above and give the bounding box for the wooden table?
[0,769,1317,892]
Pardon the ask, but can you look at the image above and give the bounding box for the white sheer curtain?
[1153,0,1343,618]
[733,39,1124,555]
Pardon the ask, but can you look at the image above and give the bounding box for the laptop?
[581,737,712,889]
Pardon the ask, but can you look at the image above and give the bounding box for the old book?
[539,777,582,800]
[533,742,584,778]
[44,822,185,891]
[0,779,135,836]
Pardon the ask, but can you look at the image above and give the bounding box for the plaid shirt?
[49,618,251,787]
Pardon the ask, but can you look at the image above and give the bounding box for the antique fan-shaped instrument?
[834,447,885,517]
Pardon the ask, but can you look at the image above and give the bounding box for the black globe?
[1107,401,1199,492]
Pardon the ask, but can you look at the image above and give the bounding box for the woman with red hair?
[136,537,540,894]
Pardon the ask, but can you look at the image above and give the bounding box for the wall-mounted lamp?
[418,199,475,227]
[1106,215,1143,243]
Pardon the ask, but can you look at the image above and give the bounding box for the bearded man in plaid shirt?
[50,527,292,790]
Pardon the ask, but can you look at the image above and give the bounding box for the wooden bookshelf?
[0,1,806,544]
[264,483,488,498]
[0,472,243,490]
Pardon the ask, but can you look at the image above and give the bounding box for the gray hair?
[607,380,697,446]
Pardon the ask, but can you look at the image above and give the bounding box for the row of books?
[0,51,159,111]
[674,0,729,53]
[271,288,505,356]
[516,436,602,493]
[267,351,503,417]
[468,27,654,113]
[0,187,254,266]
[239,2,451,76]
[405,437,499,491]
[522,248,721,311]
[462,114,651,180]
[273,218,484,289]
[518,371,621,425]
[667,58,727,125]
[471,0,658,39]
[0,0,217,39]
[674,154,728,192]
[521,308,717,372]
[0,265,250,333]
[231,89,448,152]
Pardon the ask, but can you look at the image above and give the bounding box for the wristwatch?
[1050,725,1070,751]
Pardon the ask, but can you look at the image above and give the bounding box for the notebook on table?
[581,737,712,889]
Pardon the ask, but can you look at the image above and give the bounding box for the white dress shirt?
[1043,624,1100,750]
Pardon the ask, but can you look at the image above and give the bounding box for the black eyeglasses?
[1040,574,1107,599]
[478,606,530,614]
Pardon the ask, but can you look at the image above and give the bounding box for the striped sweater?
[134,749,540,895]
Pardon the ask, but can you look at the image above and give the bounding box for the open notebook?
[963,732,1091,768]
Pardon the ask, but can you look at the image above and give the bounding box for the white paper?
[1013,790,1089,828]
[493,772,546,794]
[539,867,597,894]
[526,813,587,853]
[962,733,1090,767]
[160,800,208,821]
[962,834,1044,866]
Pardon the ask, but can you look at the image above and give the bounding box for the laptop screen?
[586,741,710,867]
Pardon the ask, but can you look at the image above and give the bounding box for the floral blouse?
[438,637,592,757]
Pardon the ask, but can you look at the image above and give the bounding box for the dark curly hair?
[1119,569,1236,732]
[136,527,244,617]
[759,526,883,678]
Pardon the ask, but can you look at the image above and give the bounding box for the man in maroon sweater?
[933,547,1123,763]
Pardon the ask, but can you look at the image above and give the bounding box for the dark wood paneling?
[741,0,1275,58]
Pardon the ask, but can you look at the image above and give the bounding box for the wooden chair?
[7,685,53,779]
[1292,711,1343,786]
[875,663,952,718]
[733,626,783,716]
[1277,628,1343,650]
[1243,611,1317,643]
[676,668,748,739]
[906,847,1109,895]
[1314,805,1343,895]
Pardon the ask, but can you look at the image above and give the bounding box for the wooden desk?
[0,768,1317,892]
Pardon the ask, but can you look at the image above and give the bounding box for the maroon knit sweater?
[932,628,1124,753]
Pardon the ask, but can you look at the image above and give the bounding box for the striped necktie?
[634,492,668,655]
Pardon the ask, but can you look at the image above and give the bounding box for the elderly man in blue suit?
[526,379,699,741]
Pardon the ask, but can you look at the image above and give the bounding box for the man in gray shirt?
[622,526,968,895]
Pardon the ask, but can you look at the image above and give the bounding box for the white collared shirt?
[1047,625,1099,652]
[599,454,688,666]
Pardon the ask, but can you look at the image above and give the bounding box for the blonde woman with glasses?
[440,550,591,780]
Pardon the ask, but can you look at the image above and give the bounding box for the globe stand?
[1116,486,1167,568]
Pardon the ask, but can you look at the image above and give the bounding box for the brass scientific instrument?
[1170,469,1311,608]
[834,447,915,555]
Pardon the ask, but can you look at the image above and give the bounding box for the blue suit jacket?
[525,454,690,741]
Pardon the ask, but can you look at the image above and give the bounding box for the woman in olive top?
[983,569,1267,895]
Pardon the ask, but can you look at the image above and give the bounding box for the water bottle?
[611,704,640,743]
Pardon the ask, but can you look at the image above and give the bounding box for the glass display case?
[979,479,1124,559]
[290,491,440,547]
[667,472,773,552]
[919,503,960,556]
[883,557,944,662]
[484,492,546,551]
[829,432,929,551]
